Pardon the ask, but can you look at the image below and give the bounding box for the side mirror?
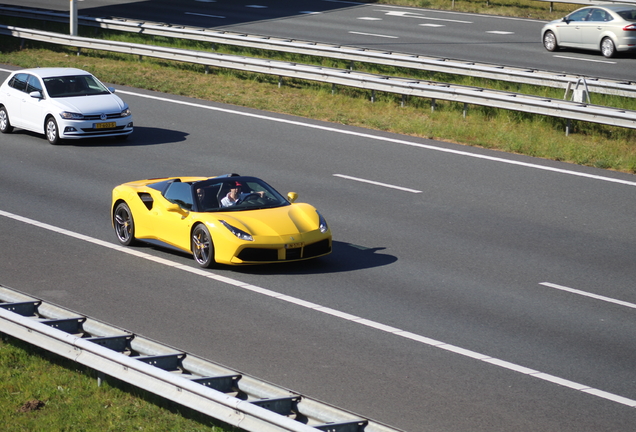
[166,202,187,213]
[29,91,43,99]
[287,192,298,203]
[107,87,115,93]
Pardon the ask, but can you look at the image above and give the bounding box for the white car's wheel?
[601,37,616,58]
[45,116,61,145]
[543,31,558,52]
[0,106,13,133]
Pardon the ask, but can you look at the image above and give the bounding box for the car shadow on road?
[69,126,189,147]
[232,240,397,276]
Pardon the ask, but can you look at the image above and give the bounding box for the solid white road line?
[1,207,635,408]
[348,31,398,38]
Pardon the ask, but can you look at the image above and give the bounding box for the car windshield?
[193,177,291,212]
[43,75,111,98]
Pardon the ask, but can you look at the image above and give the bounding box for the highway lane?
[1,66,636,431]
[2,0,634,81]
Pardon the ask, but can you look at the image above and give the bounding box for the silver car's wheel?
[192,224,215,268]
[543,31,558,52]
[0,106,13,133]
[45,116,61,145]
[113,202,136,246]
[601,37,616,58]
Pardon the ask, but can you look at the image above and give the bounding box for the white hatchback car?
[0,67,133,144]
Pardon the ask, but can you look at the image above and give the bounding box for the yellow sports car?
[111,174,332,267]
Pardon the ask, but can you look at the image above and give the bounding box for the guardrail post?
[371,89,375,103]
[332,83,336,95]
[278,76,283,88]
[431,99,436,112]
[566,119,572,136]
[401,95,406,107]
[463,103,468,118]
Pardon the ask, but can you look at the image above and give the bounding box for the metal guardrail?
[0,284,404,432]
[1,4,635,98]
[2,24,636,131]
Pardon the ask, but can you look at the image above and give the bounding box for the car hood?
[50,94,127,114]
[214,203,322,237]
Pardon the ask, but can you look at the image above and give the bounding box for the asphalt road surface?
[1,64,636,431]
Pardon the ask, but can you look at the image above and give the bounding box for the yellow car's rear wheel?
[113,202,136,246]
[192,224,215,268]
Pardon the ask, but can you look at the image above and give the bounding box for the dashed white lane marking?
[540,282,636,310]
[419,23,445,27]
[333,174,422,193]
[383,10,472,24]
[1,207,635,408]
[357,17,382,20]
[348,31,398,39]
[487,31,514,35]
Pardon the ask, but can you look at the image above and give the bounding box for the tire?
[601,37,616,58]
[45,116,61,145]
[0,106,13,133]
[543,31,558,52]
[192,224,215,268]
[113,202,137,246]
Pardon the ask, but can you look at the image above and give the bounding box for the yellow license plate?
[285,243,303,249]
[95,122,116,129]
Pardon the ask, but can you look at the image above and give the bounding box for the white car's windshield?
[44,75,111,98]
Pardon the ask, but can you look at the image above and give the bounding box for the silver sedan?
[541,4,636,58]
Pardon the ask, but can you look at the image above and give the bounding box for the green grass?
[0,334,235,432]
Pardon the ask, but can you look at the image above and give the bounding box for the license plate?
[285,243,303,249]
[95,122,116,129]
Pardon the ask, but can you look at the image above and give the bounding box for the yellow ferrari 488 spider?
[111,174,332,267]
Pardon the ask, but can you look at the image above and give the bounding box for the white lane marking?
[348,31,398,39]
[300,11,322,15]
[1,207,635,408]
[384,10,472,24]
[487,31,514,35]
[419,23,445,28]
[110,88,636,188]
[553,55,616,64]
[357,17,382,21]
[185,12,225,18]
[333,174,422,193]
[540,282,636,310]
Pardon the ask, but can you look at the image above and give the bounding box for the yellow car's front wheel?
[113,202,136,246]
[192,224,215,268]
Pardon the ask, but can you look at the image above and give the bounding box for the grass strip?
[0,334,234,432]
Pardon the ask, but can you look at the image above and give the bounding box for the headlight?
[317,211,328,233]
[60,111,84,120]
[120,107,131,117]
[220,220,253,241]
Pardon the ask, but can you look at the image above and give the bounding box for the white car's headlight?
[317,211,328,233]
[120,108,131,117]
[60,111,85,120]
[220,220,253,241]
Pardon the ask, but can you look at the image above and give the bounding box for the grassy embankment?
[1,0,636,172]
[0,335,233,431]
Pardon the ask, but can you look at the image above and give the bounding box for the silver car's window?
[43,75,111,98]
[567,8,591,22]
[588,9,609,22]
[617,9,636,21]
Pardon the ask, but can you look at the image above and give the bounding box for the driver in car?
[220,181,265,207]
